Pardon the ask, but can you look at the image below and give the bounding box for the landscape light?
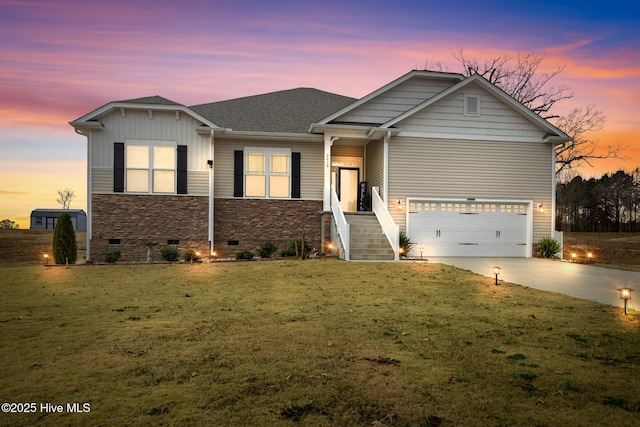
[44,253,49,266]
[419,247,424,260]
[587,252,593,264]
[492,266,501,286]
[571,253,577,262]
[618,287,633,315]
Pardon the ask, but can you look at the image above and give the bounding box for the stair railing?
[372,186,399,260]
[331,185,350,260]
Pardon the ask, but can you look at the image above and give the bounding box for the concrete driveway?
[432,257,639,309]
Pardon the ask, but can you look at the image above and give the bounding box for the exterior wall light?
[618,287,633,315]
[396,199,403,209]
[492,266,501,286]
[537,203,544,213]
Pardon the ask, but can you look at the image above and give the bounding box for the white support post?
[383,131,390,206]
[323,135,335,211]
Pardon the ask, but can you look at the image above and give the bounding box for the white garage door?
[407,200,529,257]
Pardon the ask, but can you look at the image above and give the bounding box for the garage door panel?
[408,200,529,257]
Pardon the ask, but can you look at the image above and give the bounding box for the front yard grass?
[1,259,639,426]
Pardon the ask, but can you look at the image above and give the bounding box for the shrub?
[236,250,255,260]
[161,247,180,261]
[52,213,77,264]
[102,248,121,263]
[537,237,561,258]
[183,249,201,262]
[280,240,313,258]
[257,241,278,258]
[399,230,413,257]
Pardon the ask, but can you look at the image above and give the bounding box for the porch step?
[345,213,395,261]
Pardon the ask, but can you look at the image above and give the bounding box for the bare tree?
[452,50,573,119]
[425,50,622,173]
[57,188,76,209]
[554,106,621,174]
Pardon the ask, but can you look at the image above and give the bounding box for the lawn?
[563,232,640,271]
[1,248,639,425]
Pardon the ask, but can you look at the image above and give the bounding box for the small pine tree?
[52,213,77,264]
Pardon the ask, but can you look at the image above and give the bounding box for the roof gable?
[382,74,570,141]
[317,70,465,126]
[190,88,356,133]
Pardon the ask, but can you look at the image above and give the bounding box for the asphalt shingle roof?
[118,95,182,106]
[190,88,356,133]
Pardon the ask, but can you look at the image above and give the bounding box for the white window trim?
[244,147,291,199]
[464,94,480,116]
[125,139,177,194]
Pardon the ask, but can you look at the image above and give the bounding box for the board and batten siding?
[89,109,211,196]
[336,77,459,125]
[90,109,210,171]
[399,84,547,140]
[386,137,553,243]
[365,139,384,198]
[214,138,323,200]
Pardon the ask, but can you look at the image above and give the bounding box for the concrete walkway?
[432,257,638,309]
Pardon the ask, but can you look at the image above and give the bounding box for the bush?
[399,230,413,257]
[52,213,77,264]
[257,241,278,258]
[236,250,255,260]
[280,240,313,258]
[183,249,201,262]
[161,247,180,261]
[102,248,121,263]
[537,237,561,258]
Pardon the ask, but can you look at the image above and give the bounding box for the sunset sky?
[1,0,639,228]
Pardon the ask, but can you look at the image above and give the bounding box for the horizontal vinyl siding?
[365,139,384,198]
[92,168,113,193]
[337,78,457,124]
[332,145,364,158]
[399,84,546,140]
[215,138,323,200]
[91,168,209,196]
[188,171,209,196]
[91,109,210,171]
[387,137,553,243]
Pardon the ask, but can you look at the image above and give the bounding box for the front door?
[338,168,359,212]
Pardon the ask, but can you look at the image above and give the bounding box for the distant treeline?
[557,169,640,232]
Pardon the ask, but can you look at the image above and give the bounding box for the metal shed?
[30,209,87,230]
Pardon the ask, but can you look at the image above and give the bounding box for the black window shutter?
[291,152,301,199]
[177,145,188,194]
[114,142,125,193]
[233,150,243,197]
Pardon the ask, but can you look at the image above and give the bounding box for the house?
[70,70,570,262]
[30,209,87,230]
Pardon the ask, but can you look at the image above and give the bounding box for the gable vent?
[465,95,480,116]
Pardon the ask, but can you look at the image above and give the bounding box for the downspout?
[551,142,557,236]
[209,130,215,256]
[85,129,92,262]
[383,131,391,206]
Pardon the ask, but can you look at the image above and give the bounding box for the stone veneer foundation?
[214,198,326,257]
[90,194,209,262]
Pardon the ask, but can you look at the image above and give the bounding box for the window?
[108,239,121,244]
[125,142,176,193]
[244,148,290,198]
[464,94,480,116]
